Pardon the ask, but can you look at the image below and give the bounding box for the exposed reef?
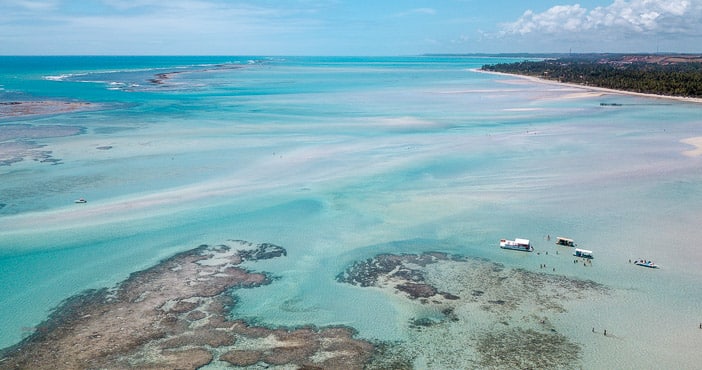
[337,252,463,302]
[338,251,609,369]
[148,71,185,85]
[0,241,374,369]
[0,100,93,118]
[0,243,611,369]
[147,63,244,87]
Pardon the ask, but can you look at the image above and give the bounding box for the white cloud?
[2,0,59,12]
[501,0,702,36]
[0,0,330,55]
[100,0,230,13]
[395,8,437,17]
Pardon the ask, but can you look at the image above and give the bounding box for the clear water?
[1,56,702,368]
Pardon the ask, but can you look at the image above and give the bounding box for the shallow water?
[1,56,701,368]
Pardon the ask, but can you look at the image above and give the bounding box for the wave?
[41,60,263,92]
[43,73,88,81]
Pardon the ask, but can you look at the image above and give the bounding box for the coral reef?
[338,251,608,369]
[0,124,84,166]
[0,241,373,370]
[0,101,93,118]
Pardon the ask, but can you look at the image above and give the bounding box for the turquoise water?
[2,56,702,367]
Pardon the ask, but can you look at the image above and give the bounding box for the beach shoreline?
[473,68,702,104]
[474,68,702,158]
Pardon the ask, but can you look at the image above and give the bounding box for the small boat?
[555,237,576,247]
[634,260,659,268]
[573,248,593,259]
[499,238,533,252]
[74,198,87,204]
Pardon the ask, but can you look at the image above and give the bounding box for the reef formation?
[0,241,374,369]
[337,251,608,369]
[0,101,93,118]
[0,124,84,166]
[1,243,610,369]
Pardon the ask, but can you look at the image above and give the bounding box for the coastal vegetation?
[481,54,702,98]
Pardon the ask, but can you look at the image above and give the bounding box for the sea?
[1,56,702,368]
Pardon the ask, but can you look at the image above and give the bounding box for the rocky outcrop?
[0,241,374,370]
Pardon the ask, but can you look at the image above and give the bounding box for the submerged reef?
[0,101,93,118]
[1,243,610,369]
[0,241,374,369]
[338,251,609,369]
[0,124,84,166]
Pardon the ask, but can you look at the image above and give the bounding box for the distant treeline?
[481,56,702,98]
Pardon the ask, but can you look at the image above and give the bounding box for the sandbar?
[681,137,702,157]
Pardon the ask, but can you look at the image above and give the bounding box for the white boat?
[634,260,659,268]
[499,238,533,252]
[573,248,593,259]
[555,237,576,247]
[74,198,87,204]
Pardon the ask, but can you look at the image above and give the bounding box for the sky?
[1,0,701,55]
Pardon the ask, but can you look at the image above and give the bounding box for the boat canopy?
[555,237,575,246]
[515,238,530,245]
[574,248,592,256]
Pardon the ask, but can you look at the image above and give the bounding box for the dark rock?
[395,283,437,299]
[220,349,262,366]
[441,292,460,300]
[239,242,287,261]
[185,310,206,321]
[410,317,438,328]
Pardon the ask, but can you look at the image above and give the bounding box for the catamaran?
[499,238,533,252]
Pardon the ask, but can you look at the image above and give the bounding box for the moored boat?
[573,248,593,259]
[499,238,533,252]
[555,237,576,247]
[74,198,87,204]
[634,260,659,268]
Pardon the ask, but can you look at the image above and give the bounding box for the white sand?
[474,69,702,104]
[681,137,702,157]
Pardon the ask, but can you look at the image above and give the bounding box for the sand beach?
[475,68,702,104]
